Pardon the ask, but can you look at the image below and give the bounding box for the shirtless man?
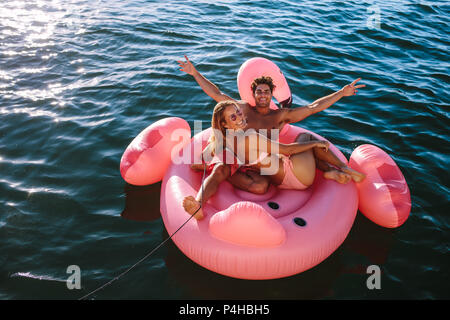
[178,55,366,193]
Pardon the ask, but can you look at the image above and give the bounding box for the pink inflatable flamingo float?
[120,58,411,279]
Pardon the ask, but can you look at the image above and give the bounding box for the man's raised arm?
[178,55,234,103]
[280,78,366,124]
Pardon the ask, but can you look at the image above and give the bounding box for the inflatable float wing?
[350,144,411,228]
[120,117,191,186]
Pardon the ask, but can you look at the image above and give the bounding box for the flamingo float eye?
[293,217,307,227]
[267,201,279,210]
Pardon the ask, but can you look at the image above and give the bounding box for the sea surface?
[0,0,448,300]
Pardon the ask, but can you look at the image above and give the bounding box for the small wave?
[0,178,69,197]
[10,272,66,283]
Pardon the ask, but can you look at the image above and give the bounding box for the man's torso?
[238,101,286,139]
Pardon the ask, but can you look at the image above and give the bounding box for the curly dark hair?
[251,76,276,94]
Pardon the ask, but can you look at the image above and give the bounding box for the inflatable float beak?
[209,201,286,247]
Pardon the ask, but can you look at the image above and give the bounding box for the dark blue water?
[0,0,448,299]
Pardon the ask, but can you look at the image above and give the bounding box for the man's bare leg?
[226,169,270,194]
[295,133,365,183]
[313,145,365,182]
[191,158,270,196]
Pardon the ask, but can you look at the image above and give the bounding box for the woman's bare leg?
[288,134,317,186]
[295,133,364,183]
[315,158,352,184]
[183,163,230,220]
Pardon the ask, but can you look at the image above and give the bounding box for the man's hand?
[341,78,366,96]
[178,55,196,76]
[177,55,234,103]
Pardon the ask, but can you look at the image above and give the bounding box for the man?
[178,55,366,193]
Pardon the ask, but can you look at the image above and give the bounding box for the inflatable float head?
[120,117,191,186]
[237,57,292,110]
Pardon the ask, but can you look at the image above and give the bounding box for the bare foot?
[340,165,366,183]
[182,196,204,220]
[323,169,352,184]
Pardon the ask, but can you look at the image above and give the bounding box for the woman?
[183,100,331,220]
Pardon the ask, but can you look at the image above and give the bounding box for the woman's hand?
[178,55,197,76]
[341,78,366,96]
[315,140,330,152]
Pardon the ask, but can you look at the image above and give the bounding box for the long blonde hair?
[209,100,239,155]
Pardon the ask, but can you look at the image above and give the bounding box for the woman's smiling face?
[222,104,247,130]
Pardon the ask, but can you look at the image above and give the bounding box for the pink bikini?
[207,145,308,191]
[278,156,308,190]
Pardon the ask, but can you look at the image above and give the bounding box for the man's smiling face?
[253,83,272,108]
